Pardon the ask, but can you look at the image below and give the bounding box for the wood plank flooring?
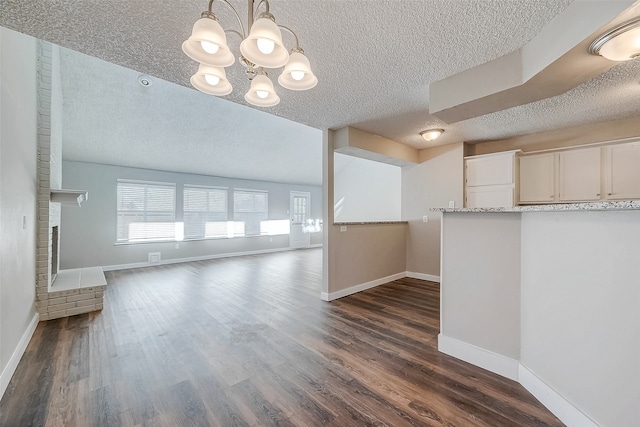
[1,248,563,426]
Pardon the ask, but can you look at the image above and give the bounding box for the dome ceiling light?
[183,0,318,107]
[420,129,444,141]
[589,17,640,61]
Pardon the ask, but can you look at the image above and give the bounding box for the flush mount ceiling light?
[183,0,318,107]
[589,17,640,61]
[420,129,444,141]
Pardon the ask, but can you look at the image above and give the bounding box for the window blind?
[233,189,268,236]
[116,180,176,242]
[183,185,228,239]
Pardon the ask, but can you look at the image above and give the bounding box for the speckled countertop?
[333,221,408,225]
[431,200,640,213]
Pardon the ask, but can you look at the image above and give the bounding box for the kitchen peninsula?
[433,201,640,427]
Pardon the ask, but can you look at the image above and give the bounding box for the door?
[605,142,640,200]
[519,153,556,203]
[466,185,514,208]
[559,147,601,202]
[290,191,311,248]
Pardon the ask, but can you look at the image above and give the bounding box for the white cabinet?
[604,142,640,200]
[466,154,515,187]
[465,151,519,208]
[466,185,514,208]
[519,153,555,203]
[558,147,601,202]
[518,141,640,204]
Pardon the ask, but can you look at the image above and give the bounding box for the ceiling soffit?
[430,1,639,123]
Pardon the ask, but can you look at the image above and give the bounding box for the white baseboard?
[406,271,440,282]
[320,272,406,301]
[437,333,519,381]
[518,365,598,427]
[1,312,39,400]
[103,245,321,271]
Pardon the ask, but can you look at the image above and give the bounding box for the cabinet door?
[559,148,601,202]
[605,143,640,199]
[466,185,514,208]
[519,153,555,203]
[466,154,514,187]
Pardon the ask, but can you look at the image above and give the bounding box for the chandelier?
[183,0,318,107]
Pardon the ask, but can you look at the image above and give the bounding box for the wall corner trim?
[437,333,519,381]
[518,365,599,427]
[321,272,406,301]
[0,312,39,400]
[406,271,441,282]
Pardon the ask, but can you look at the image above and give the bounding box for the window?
[117,180,176,242]
[183,185,228,239]
[233,189,268,236]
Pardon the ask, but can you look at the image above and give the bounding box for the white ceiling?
[2,0,640,184]
[59,48,322,186]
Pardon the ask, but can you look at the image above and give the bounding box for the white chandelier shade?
[190,64,233,96]
[278,50,318,90]
[182,17,235,67]
[244,73,280,107]
[240,14,289,68]
[183,0,317,107]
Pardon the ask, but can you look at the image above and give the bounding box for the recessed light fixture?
[138,75,153,87]
[589,17,640,61]
[420,129,444,141]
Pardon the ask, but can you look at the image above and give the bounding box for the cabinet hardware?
[608,193,612,196]
[596,193,600,196]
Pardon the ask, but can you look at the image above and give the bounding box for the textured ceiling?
[2,0,639,167]
[59,48,322,186]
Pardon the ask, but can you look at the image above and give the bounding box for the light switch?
[422,215,428,223]
[448,201,455,208]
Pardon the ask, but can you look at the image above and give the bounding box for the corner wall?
[402,143,464,278]
[324,129,407,300]
[0,27,39,398]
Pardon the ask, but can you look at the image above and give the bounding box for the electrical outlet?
[449,201,455,208]
[175,243,180,249]
[423,215,428,223]
[340,225,347,232]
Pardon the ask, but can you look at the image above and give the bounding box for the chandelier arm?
[253,0,270,18]
[278,25,300,49]
[224,29,244,41]
[212,0,246,38]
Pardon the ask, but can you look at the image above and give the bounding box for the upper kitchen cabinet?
[558,147,601,202]
[604,142,640,200]
[518,140,640,204]
[465,150,520,208]
[519,153,555,203]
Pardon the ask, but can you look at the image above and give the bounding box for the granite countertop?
[333,221,409,225]
[431,200,640,213]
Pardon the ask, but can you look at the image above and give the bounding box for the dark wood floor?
[1,248,563,426]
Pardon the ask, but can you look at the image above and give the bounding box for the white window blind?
[117,180,176,242]
[184,185,228,239]
[233,189,268,236]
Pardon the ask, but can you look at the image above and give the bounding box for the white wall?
[521,210,640,427]
[334,152,401,222]
[0,27,38,396]
[440,213,522,360]
[60,161,323,269]
[402,144,464,277]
